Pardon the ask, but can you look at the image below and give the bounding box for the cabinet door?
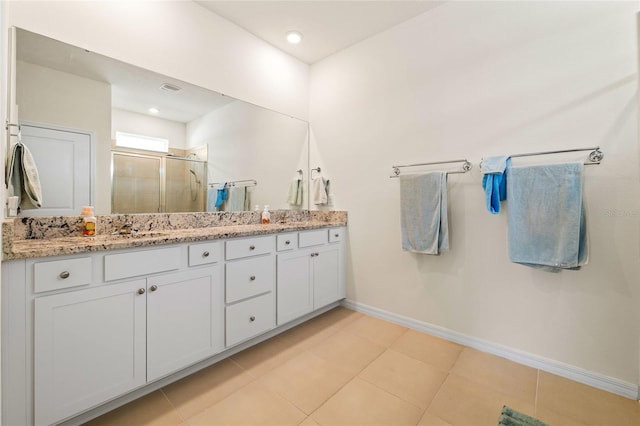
[147,267,224,381]
[34,280,146,426]
[313,244,343,310]
[277,249,313,325]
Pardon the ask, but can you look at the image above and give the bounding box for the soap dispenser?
[261,205,271,224]
[81,206,97,236]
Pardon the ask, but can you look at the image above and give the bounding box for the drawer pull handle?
[285,240,290,245]
[202,251,210,258]
[250,276,256,281]
[334,234,339,238]
[137,288,146,295]
[150,285,158,292]
[249,316,256,322]
[59,271,70,279]
[249,245,256,250]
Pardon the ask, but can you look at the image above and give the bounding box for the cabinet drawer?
[277,233,298,251]
[329,228,344,243]
[226,256,274,303]
[34,257,92,293]
[226,235,274,260]
[104,247,181,281]
[299,229,328,247]
[189,241,222,266]
[225,292,275,347]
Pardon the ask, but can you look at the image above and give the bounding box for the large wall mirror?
[13,28,309,216]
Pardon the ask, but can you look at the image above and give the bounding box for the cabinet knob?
[250,275,256,281]
[249,245,256,250]
[202,251,210,258]
[59,271,70,279]
[137,288,146,295]
[150,285,158,292]
[334,233,339,238]
[285,240,290,245]
[249,316,256,322]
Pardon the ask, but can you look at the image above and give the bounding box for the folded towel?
[481,155,510,214]
[312,176,329,205]
[400,172,449,254]
[206,188,217,212]
[6,142,43,210]
[507,162,588,271]
[287,178,303,206]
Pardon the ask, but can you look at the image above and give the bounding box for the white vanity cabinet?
[277,228,346,325]
[34,279,147,426]
[224,235,276,347]
[2,226,345,426]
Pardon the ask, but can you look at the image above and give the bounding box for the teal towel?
[507,162,588,271]
[400,172,449,254]
[481,156,511,214]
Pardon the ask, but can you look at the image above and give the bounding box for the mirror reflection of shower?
[111,147,207,214]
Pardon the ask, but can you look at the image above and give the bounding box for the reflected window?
[115,131,169,152]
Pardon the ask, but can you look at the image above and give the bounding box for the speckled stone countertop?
[3,210,347,260]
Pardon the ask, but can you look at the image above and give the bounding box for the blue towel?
[214,183,228,208]
[399,172,449,254]
[481,156,510,214]
[507,162,588,271]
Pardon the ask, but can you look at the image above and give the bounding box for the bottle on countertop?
[261,205,271,224]
[81,206,97,236]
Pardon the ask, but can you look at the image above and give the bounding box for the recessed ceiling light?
[286,31,303,45]
[148,107,159,114]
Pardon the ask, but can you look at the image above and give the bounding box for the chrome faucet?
[113,221,137,235]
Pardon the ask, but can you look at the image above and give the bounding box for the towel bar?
[390,159,472,177]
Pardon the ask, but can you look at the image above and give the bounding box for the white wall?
[111,108,187,149]
[310,1,640,387]
[6,0,309,120]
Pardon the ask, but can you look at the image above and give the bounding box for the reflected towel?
[481,155,510,214]
[226,187,247,211]
[507,162,588,271]
[287,178,303,206]
[214,182,228,208]
[312,176,329,205]
[6,142,42,210]
[206,188,217,212]
[400,172,449,255]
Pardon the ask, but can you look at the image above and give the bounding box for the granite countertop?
[3,210,347,260]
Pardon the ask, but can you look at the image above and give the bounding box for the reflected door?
[112,153,161,213]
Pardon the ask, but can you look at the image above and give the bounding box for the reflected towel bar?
[209,179,257,189]
[390,159,472,177]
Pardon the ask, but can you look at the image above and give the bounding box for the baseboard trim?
[341,299,639,400]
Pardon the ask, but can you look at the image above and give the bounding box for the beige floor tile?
[537,372,640,426]
[299,416,320,425]
[280,307,363,349]
[259,351,353,414]
[343,314,408,347]
[311,377,423,425]
[187,381,306,425]
[359,349,447,409]
[231,334,305,378]
[428,374,535,426]
[451,348,537,403]
[84,391,184,426]
[535,407,588,426]
[390,329,463,372]
[309,330,386,375]
[161,358,254,419]
[417,411,454,426]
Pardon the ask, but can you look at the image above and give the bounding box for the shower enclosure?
[111,151,207,213]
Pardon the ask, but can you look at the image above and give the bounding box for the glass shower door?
[111,152,161,213]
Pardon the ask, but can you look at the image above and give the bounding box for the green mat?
[498,406,549,426]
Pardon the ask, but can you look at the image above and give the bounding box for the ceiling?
[195,1,445,64]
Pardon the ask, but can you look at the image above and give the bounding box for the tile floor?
[86,307,640,426]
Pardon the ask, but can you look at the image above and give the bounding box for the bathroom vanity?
[1,211,347,425]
